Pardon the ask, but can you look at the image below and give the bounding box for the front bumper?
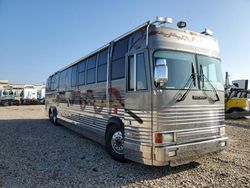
[153,137,228,166]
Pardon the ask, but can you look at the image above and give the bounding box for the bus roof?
[48,21,150,77]
[48,19,218,78]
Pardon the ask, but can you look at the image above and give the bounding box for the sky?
[0,0,250,86]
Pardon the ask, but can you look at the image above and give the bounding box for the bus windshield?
[154,50,224,90]
[154,50,196,89]
[197,55,224,91]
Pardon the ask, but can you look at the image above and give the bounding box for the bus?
[45,17,228,166]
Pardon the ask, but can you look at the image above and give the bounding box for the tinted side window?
[97,49,108,82]
[65,68,72,90]
[51,76,55,90]
[111,58,125,80]
[128,53,147,91]
[128,56,134,91]
[59,68,72,91]
[51,73,59,90]
[47,77,52,90]
[136,53,147,90]
[112,38,129,60]
[59,71,66,90]
[71,65,77,87]
[111,37,128,80]
[87,56,96,69]
[87,55,97,84]
[78,61,85,72]
[78,60,86,85]
[98,49,108,65]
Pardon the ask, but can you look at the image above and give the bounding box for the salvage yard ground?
[0,106,249,187]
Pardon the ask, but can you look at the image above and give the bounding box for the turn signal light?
[155,133,163,143]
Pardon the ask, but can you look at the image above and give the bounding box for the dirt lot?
[0,106,249,188]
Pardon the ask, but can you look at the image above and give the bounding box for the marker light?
[163,133,174,143]
[155,133,163,143]
[155,132,175,143]
[165,17,173,24]
[156,16,165,23]
[177,21,187,29]
[201,28,214,36]
[219,127,226,136]
[220,141,226,147]
[168,150,177,157]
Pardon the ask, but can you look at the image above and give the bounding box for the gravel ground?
[0,106,249,188]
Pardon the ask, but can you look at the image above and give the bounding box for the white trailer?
[20,85,38,104]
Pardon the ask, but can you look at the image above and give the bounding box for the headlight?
[155,132,174,143]
[219,127,226,136]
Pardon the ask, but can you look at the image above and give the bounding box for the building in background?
[0,80,9,89]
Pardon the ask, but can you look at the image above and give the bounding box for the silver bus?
[45,17,228,166]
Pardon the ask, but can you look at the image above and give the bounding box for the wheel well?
[227,107,244,113]
[48,108,51,117]
[105,117,124,140]
[49,107,57,116]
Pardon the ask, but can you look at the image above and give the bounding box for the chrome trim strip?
[154,125,225,134]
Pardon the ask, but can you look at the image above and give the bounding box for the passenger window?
[111,58,125,79]
[51,73,59,90]
[87,55,97,84]
[128,56,134,91]
[59,68,71,91]
[136,53,147,90]
[65,68,72,90]
[78,60,86,85]
[97,49,108,82]
[47,77,52,90]
[128,53,147,91]
[111,37,129,80]
[112,38,129,60]
[71,65,78,87]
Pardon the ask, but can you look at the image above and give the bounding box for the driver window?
[128,53,147,91]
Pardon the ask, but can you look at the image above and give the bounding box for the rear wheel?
[228,108,244,119]
[2,101,8,106]
[105,125,125,161]
[49,108,58,125]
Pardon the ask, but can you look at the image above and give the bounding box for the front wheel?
[105,125,125,161]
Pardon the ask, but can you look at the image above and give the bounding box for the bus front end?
[149,24,228,166]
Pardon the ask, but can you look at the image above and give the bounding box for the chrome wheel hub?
[49,112,53,120]
[53,116,56,123]
[111,131,124,154]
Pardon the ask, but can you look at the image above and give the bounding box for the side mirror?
[154,59,168,86]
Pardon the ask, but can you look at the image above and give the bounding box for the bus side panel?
[56,82,108,145]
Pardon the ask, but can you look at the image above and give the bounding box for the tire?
[3,101,8,106]
[105,124,125,161]
[16,101,20,106]
[228,108,244,119]
[49,108,58,126]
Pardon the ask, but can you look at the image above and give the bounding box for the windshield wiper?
[176,63,196,102]
[200,64,220,102]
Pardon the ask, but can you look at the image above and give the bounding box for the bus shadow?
[226,121,250,130]
[0,118,201,187]
[57,121,201,186]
